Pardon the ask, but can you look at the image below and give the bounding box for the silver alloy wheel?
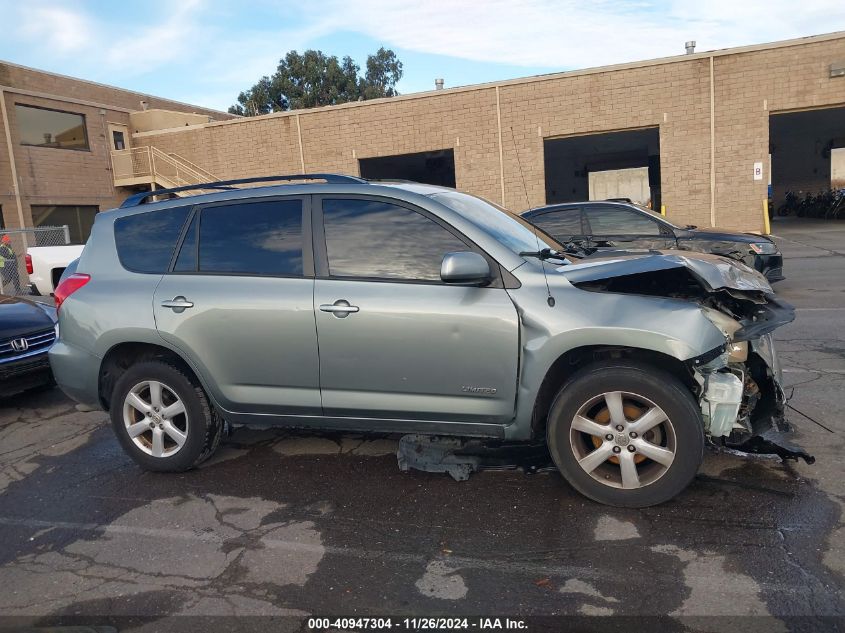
[123,380,188,458]
[569,391,676,490]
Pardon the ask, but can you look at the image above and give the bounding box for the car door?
[312,195,520,426]
[527,206,586,245]
[153,196,321,416]
[583,204,675,251]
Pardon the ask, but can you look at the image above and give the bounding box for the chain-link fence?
[0,226,71,296]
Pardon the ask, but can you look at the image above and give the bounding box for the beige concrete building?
[130,32,845,233]
[2,32,844,244]
[0,61,235,242]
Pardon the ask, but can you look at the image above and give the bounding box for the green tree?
[362,48,403,100]
[229,48,403,116]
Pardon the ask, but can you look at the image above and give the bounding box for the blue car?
[0,294,57,397]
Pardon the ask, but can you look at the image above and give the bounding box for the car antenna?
[509,126,555,307]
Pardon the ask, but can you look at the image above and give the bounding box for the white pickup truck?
[26,245,85,295]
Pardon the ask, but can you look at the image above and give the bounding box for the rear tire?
[110,360,222,472]
[546,361,704,507]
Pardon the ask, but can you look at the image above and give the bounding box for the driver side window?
[322,198,470,282]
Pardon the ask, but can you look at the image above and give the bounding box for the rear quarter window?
[114,206,191,273]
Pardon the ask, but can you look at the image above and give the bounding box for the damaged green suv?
[49,175,805,507]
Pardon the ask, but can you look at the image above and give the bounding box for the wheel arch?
[530,345,698,439]
[98,341,211,412]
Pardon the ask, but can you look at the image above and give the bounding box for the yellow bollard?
[660,205,666,217]
[762,199,771,235]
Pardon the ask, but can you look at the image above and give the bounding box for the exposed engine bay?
[556,252,814,464]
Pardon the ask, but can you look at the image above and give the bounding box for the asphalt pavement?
[0,219,843,632]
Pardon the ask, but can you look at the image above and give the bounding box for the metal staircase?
[111,146,218,193]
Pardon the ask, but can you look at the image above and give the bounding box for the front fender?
[505,280,726,439]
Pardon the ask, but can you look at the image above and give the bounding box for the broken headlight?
[700,306,742,339]
[727,341,748,363]
[749,241,778,255]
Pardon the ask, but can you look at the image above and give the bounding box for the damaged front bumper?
[558,247,812,465]
[693,331,814,465]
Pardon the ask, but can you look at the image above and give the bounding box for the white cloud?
[3,0,843,111]
[6,1,208,75]
[315,0,845,70]
[17,5,95,54]
[104,0,204,71]
[3,0,332,109]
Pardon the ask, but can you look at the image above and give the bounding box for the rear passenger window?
[198,199,303,276]
[115,206,190,273]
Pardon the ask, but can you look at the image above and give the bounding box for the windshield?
[430,191,564,256]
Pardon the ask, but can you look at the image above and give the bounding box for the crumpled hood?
[556,250,772,293]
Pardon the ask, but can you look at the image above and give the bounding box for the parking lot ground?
[0,219,843,632]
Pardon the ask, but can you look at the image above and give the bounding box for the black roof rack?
[120,173,369,208]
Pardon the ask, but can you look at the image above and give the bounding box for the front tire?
[546,361,704,507]
[110,360,222,472]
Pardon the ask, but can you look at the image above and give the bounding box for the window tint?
[531,208,583,238]
[173,213,198,272]
[15,104,88,150]
[199,199,303,276]
[31,205,99,244]
[585,205,661,235]
[323,198,470,281]
[115,206,191,273]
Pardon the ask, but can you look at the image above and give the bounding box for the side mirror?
[440,251,492,286]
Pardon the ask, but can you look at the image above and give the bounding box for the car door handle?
[319,300,359,317]
[161,296,194,312]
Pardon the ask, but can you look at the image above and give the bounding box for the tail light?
[54,273,90,311]
[25,254,33,275]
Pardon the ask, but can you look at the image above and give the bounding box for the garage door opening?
[544,128,661,210]
[359,149,456,187]
[770,106,845,216]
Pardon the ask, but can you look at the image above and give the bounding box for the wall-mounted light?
[831,62,845,78]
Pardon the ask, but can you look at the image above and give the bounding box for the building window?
[112,130,126,150]
[15,104,89,151]
[31,205,99,244]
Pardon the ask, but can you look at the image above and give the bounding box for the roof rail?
[119,173,369,208]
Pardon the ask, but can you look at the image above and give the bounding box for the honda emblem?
[10,338,29,352]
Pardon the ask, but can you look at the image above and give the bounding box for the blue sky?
[1,0,843,113]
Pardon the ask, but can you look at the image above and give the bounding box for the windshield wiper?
[519,248,569,262]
